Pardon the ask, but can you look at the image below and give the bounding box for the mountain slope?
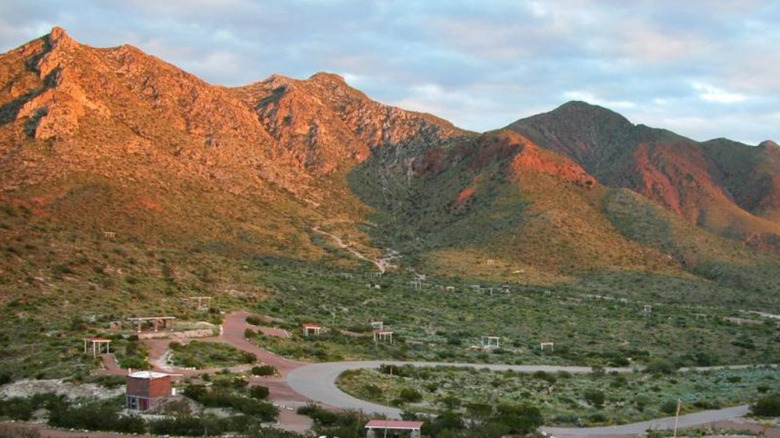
[0,28,777,293]
[507,102,780,250]
[232,72,472,174]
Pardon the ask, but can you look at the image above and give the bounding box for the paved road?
[542,405,750,436]
[91,313,773,436]
[287,361,758,436]
[287,361,625,418]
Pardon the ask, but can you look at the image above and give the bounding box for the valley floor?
[19,310,772,437]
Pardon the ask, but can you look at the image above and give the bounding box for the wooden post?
[673,399,681,438]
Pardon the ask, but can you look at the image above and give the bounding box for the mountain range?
[1,28,779,304]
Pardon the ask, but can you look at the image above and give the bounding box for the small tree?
[584,389,606,409]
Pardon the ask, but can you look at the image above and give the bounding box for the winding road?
[94,312,773,436]
[286,361,756,435]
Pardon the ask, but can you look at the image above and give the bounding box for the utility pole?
[673,399,681,438]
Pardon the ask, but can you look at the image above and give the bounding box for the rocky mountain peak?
[759,140,779,150]
[48,26,76,50]
[309,72,347,83]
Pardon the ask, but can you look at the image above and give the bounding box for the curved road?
[94,312,769,436]
[287,361,757,435]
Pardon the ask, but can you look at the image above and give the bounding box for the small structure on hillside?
[184,296,213,310]
[83,338,111,357]
[365,420,423,438]
[540,340,555,352]
[103,231,116,239]
[127,316,176,333]
[644,305,652,313]
[302,323,322,337]
[108,321,122,331]
[373,329,394,344]
[445,286,455,292]
[480,336,500,349]
[126,371,172,411]
[370,321,384,330]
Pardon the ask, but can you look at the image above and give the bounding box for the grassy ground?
[252,264,780,367]
[337,365,780,426]
[169,341,256,369]
[1,197,779,381]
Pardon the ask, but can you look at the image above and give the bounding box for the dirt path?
[96,312,305,378]
[312,226,399,273]
[218,311,306,376]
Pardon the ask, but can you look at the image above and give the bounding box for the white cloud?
[0,0,777,142]
[692,82,748,104]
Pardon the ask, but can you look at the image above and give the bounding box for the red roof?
[365,420,424,429]
[303,323,321,328]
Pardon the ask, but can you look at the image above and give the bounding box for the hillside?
[507,102,780,250]
[1,28,779,380]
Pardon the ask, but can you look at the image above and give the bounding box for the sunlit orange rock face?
[0,26,778,269]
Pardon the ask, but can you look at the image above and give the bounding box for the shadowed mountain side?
[507,101,780,251]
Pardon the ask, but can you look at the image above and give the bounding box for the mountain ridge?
[1,27,778,293]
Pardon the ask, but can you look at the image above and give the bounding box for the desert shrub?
[751,393,780,417]
[148,416,227,436]
[533,370,557,384]
[251,364,278,376]
[250,385,270,400]
[659,399,679,415]
[437,395,462,410]
[48,401,145,434]
[491,403,543,434]
[0,397,35,421]
[399,388,423,403]
[246,315,262,325]
[645,358,677,375]
[584,389,606,408]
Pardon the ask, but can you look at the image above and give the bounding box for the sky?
[1,0,778,144]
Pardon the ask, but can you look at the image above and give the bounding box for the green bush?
[246,315,262,325]
[48,401,145,434]
[250,385,270,400]
[251,364,278,376]
[584,389,606,408]
[645,358,677,375]
[659,399,679,415]
[148,416,226,436]
[751,393,780,417]
[491,404,543,434]
[399,388,423,403]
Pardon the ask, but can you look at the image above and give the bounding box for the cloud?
[692,82,748,104]
[0,0,777,143]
